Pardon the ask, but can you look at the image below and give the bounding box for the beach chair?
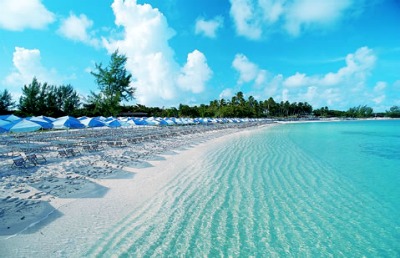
[91,143,103,151]
[11,156,35,168]
[114,140,128,148]
[66,147,81,156]
[25,153,47,165]
[58,148,73,158]
[82,145,92,152]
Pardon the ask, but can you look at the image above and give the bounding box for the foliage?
[313,106,346,117]
[120,92,313,119]
[89,50,135,116]
[17,77,80,117]
[385,105,400,118]
[3,69,396,120]
[0,89,16,114]
[346,105,374,118]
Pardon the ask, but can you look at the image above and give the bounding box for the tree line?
[1,50,399,119]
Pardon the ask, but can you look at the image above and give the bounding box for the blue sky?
[0,0,399,112]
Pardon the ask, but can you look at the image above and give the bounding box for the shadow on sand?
[0,199,63,236]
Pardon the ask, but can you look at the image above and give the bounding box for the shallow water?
[87,120,400,257]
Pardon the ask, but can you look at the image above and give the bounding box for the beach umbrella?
[95,116,107,122]
[145,117,160,126]
[106,119,122,128]
[0,119,42,133]
[35,115,56,123]
[0,119,10,133]
[80,117,105,128]
[0,119,10,126]
[118,118,136,126]
[27,117,53,129]
[159,119,173,126]
[132,118,147,125]
[0,114,21,122]
[105,116,116,122]
[52,116,85,129]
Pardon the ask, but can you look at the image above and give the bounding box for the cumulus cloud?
[284,0,352,36]
[283,72,313,87]
[232,54,267,85]
[195,16,224,38]
[102,0,212,106]
[226,46,385,109]
[0,0,55,31]
[178,50,212,93]
[219,88,235,100]
[282,47,377,106]
[229,0,361,39]
[229,0,262,39]
[58,13,100,47]
[3,47,62,98]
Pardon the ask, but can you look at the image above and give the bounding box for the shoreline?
[0,122,274,256]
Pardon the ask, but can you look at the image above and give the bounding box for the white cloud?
[0,0,55,31]
[282,88,289,101]
[178,50,212,93]
[195,16,224,38]
[103,0,212,106]
[229,0,361,39]
[264,74,283,97]
[228,46,384,109]
[373,81,386,92]
[259,0,285,23]
[229,0,262,40]
[232,54,267,85]
[219,88,234,100]
[283,72,312,87]
[284,0,352,36]
[372,95,385,104]
[58,13,100,47]
[3,47,62,99]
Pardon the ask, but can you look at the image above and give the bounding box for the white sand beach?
[0,123,273,257]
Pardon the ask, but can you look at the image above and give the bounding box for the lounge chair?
[82,145,92,152]
[91,143,103,151]
[25,153,47,165]
[58,148,71,158]
[66,147,81,156]
[11,156,35,168]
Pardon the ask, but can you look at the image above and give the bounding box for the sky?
[0,0,399,112]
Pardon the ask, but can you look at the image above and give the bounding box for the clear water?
[87,120,400,257]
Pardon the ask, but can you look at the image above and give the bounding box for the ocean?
[88,120,400,257]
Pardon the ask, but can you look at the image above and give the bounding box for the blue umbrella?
[133,118,148,125]
[0,114,20,122]
[0,119,10,126]
[52,116,85,129]
[80,117,106,128]
[36,115,56,123]
[106,119,122,128]
[0,119,42,133]
[27,117,53,129]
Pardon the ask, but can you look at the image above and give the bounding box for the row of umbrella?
[0,114,255,134]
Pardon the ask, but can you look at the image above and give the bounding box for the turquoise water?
[88,120,400,257]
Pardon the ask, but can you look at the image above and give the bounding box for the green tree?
[90,50,135,116]
[57,84,80,115]
[347,105,373,118]
[0,89,16,113]
[18,78,80,117]
[19,77,41,116]
[386,106,400,118]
